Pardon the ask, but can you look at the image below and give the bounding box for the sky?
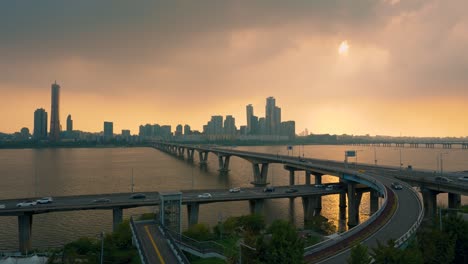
[1,0,467,137]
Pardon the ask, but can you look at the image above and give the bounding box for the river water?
[0,145,466,250]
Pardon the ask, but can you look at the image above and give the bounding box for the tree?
[418,229,455,264]
[442,214,468,264]
[183,223,213,241]
[347,243,372,264]
[256,220,304,264]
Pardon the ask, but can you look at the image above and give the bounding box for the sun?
[338,41,349,55]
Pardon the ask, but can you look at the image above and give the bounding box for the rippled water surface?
[0,145,466,250]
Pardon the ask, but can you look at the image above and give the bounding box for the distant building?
[49,81,61,141]
[184,124,191,135]
[33,108,48,140]
[175,124,183,137]
[20,127,30,140]
[258,117,266,135]
[265,97,281,135]
[66,114,73,132]
[281,121,296,140]
[160,125,172,139]
[224,115,236,135]
[121,129,131,141]
[246,104,253,134]
[104,121,113,141]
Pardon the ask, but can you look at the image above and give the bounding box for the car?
[263,186,275,192]
[0,204,5,209]
[229,187,241,193]
[391,182,403,190]
[325,185,333,191]
[358,169,366,173]
[130,193,146,199]
[16,200,37,207]
[457,176,468,182]
[197,193,212,198]
[285,188,298,193]
[92,198,111,203]
[435,176,453,183]
[36,197,53,204]
[314,184,325,188]
[299,157,306,162]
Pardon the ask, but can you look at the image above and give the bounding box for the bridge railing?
[129,216,148,264]
[158,225,191,264]
[304,177,389,255]
[394,180,424,248]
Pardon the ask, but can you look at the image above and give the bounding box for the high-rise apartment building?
[104,121,113,140]
[184,124,191,135]
[66,114,73,132]
[246,104,253,134]
[224,115,236,135]
[49,81,61,141]
[265,97,282,135]
[175,124,183,136]
[33,108,48,139]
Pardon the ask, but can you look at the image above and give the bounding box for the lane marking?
[144,225,166,264]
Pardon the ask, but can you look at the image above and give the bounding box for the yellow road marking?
[144,225,166,264]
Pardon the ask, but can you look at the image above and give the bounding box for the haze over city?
[1,1,468,137]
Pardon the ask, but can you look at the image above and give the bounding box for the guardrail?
[304,178,389,256]
[394,181,424,248]
[129,216,148,264]
[158,225,191,264]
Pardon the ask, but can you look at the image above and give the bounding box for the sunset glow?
[338,41,349,55]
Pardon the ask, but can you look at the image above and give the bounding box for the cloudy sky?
[1,0,467,136]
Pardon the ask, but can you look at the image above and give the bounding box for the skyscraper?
[246,104,253,134]
[104,121,113,141]
[224,115,236,135]
[66,114,73,132]
[33,108,48,140]
[49,81,61,141]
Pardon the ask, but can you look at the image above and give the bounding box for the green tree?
[347,243,372,264]
[418,228,455,264]
[441,214,468,264]
[256,220,305,264]
[183,223,213,241]
[238,214,265,235]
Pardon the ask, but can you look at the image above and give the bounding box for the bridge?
[2,142,466,262]
[345,141,468,149]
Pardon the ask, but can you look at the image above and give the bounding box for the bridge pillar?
[347,183,362,227]
[289,169,295,186]
[217,155,231,173]
[113,208,123,232]
[305,171,311,185]
[249,199,264,215]
[370,190,379,214]
[251,163,269,187]
[314,174,323,213]
[177,147,184,157]
[18,214,33,254]
[187,149,195,161]
[421,188,438,221]
[339,192,347,222]
[198,151,209,165]
[187,203,200,226]
[302,195,321,222]
[448,193,461,209]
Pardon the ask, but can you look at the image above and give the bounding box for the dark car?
[130,193,146,199]
[263,186,275,192]
[285,188,298,193]
[391,182,403,190]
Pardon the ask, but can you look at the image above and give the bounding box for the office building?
[66,114,73,132]
[49,81,61,141]
[175,124,183,137]
[104,121,113,140]
[265,97,281,135]
[224,115,236,135]
[33,108,48,140]
[246,104,253,134]
[184,124,191,135]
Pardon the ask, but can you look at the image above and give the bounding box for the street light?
[438,152,449,175]
[100,232,105,264]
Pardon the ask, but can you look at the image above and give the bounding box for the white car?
[37,197,53,204]
[16,201,37,207]
[0,204,5,209]
[458,176,468,182]
[229,187,241,193]
[197,193,212,198]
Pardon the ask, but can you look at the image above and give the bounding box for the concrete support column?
[113,208,123,232]
[249,199,264,215]
[217,155,231,172]
[198,151,209,165]
[289,169,295,186]
[448,193,461,209]
[339,192,347,221]
[187,203,200,226]
[422,188,438,221]
[305,171,311,185]
[314,174,323,185]
[370,190,379,215]
[302,195,321,222]
[18,214,33,254]
[251,163,269,187]
[178,147,185,157]
[347,183,363,227]
[187,149,195,161]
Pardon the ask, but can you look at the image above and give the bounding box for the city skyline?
[1,1,468,137]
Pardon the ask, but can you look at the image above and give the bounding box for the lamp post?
[374,147,377,165]
[100,232,105,264]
